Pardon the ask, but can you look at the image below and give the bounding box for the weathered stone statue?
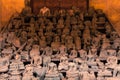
[57,17,64,29]
[9,59,25,80]
[58,56,69,71]
[57,45,68,58]
[69,48,78,59]
[74,36,81,50]
[78,49,87,60]
[0,57,9,73]
[39,36,47,50]
[51,35,61,52]
[65,35,75,50]
[43,55,51,67]
[105,56,118,69]
[66,62,80,80]
[45,62,65,80]
[22,65,39,80]
[79,62,89,80]
[39,6,51,16]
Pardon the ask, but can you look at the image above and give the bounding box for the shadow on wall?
[90,0,120,35]
[0,0,25,25]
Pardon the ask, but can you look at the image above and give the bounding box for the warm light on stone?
[90,0,120,35]
[0,0,25,25]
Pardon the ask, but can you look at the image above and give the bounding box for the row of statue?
[0,5,120,80]
[0,47,120,80]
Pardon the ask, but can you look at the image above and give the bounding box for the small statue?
[62,27,70,35]
[66,62,80,80]
[69,48,78,59]
[78,22,84,31]
[39,6,51,16]
[0,57,9,73]
[96,58,104,69]
[51,35,61,52]
[9,60,25,80]
[20,31,27,45]
[38,28,44,37]
[39,36,47,50]
[83,26,91,50]
[21,51,30,62]
[105,22,112,35]
[70,29,79,38]
[45,62,65,80]
[74,36,81,50]
[99,49,108,59]
[25,38,33,51]
[30,45,40,59]
[110,31,119,40]
[113,37,120,49]
[22,65,39,80]
[7,32,15,44]
[67,9,74,16]
[59,9,66,17]
[61,34,66,44]
[58,56,69,71]
[56,45,68,58]
[91,36,101,48]
[57,17,64,29]
[79,61,89,72]
[43,55,51,67]
[65,35,75,50]
[79,62,90,80]
[105,56,118,69]
[45,29,54,45]
[43,46,53,56]
[70,16,77,25]
[78,49,87,60]
[32,54,42,66]
[13,36,21,48]
[101,34,111,49]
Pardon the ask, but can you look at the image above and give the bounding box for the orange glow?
[0,0,25,24]
[90,0,120,34]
